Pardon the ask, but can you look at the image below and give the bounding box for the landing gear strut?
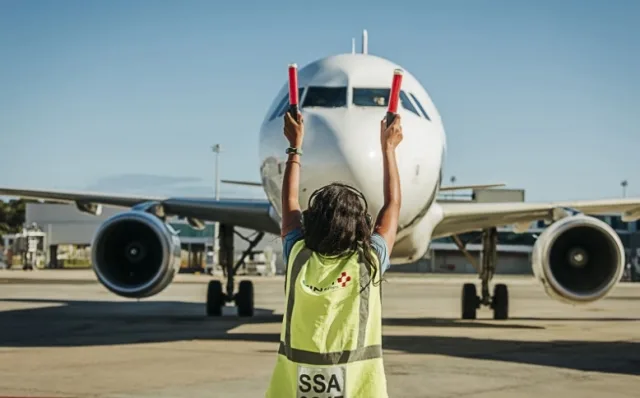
[206,224,264,317]
[454,227,509,320]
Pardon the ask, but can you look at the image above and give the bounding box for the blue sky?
[1,0,638,202]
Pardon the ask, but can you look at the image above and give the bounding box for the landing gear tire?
[214,224,264,317]
[492,283,509,320]
[236,280,254,317]
[461,283,478,320]
[206,280,224,316]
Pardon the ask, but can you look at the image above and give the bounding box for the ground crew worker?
[265,110,403,398]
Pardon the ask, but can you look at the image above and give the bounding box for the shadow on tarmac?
[0,298,638,376]
[381,317,544,329]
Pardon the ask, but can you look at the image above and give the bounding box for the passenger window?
[353,88,389,107]
[399,91,420,117]
[302,87,347,108]
[409,93,431,121]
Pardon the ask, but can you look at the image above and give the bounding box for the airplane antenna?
[362,29,368,54]
[351,38,355,54]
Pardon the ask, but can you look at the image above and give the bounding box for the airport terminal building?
[4,189,640,276]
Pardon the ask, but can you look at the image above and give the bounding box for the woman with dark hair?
[266,110,403,398]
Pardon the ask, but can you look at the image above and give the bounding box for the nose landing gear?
[206,224,264,317]
[455,227,510,320]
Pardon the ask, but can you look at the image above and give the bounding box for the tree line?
[0,199,31,238]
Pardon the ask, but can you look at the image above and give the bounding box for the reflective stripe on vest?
[278,247,382,366]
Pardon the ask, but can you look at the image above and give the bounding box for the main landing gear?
[206,224,264,317]
[453,227,509,320]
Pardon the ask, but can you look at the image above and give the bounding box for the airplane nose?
[297,111,359,207]
[296,109,389,212]
[337,112,387,210]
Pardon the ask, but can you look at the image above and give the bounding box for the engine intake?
[532,214,624,304]
[91,211,181,298]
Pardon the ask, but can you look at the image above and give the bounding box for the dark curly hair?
[302,182,381,289]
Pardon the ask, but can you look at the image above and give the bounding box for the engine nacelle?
[91,210,182,298]
[532,214,625,304]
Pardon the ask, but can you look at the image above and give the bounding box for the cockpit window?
[269,88,305,120]
[353,88,421,117]
[353,88,390,107]
[399,91,420,117]
[409,93,431,121]
[269,96,288,120]
[302,86,347,108]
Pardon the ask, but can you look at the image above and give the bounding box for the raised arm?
[374,115,403,252]
[280,112,305,236]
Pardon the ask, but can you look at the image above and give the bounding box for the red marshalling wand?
[386,69,403,127]
[288,63,299,120]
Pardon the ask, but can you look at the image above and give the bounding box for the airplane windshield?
[302,87,347,108]
[353,88,421,117]
[269,88,305,120]
[353,88,390,107]
[409,93,431,121]
[399,91,420,117]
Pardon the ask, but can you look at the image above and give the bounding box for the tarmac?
[0,269,638,397]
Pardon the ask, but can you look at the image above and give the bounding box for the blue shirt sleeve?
[282,228,390,275]
[282,227,304,267]
[370,233,391,275]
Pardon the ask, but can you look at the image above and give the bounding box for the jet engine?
[532,214,625,304]
[91,210,182,298]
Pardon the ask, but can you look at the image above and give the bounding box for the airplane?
[2,30,640,320]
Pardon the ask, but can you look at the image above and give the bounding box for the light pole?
[450,176,456,199]
[621,180,628,198]
[211,144,222,272]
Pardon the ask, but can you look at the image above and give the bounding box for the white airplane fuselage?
[258,53,447,263]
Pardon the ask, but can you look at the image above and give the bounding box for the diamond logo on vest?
[337,272,352,287]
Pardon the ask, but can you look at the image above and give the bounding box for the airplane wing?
[433,198,640,238]
[220,179,508,192]
[0,187,281,235]
[221,179,262,187]
[438,183,505,192]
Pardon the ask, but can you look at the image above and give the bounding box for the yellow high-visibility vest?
[265,239,388,398]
